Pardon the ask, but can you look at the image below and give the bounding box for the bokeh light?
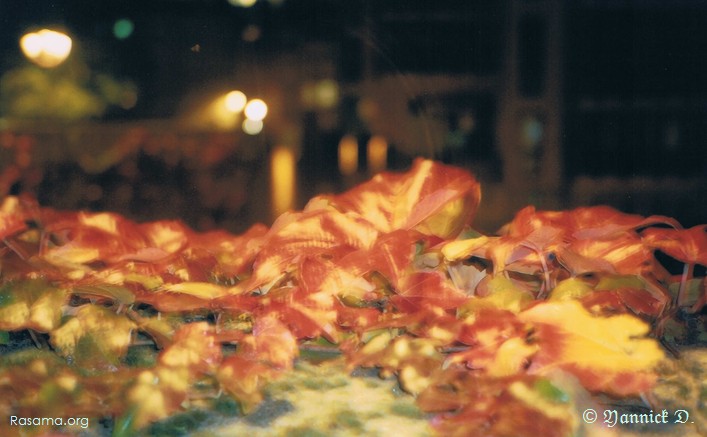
[228,0,257,7]
[242,118,264,135]
[113,19,134,40]
[20,29,72,68]
[314,79,339,109]
[521,115,544,149]
[241,24,262,42]
[338,135,358,176]
[244,99,268,121]
[270,145,296,218]
[225,90,247,113]
[367,135,388,174]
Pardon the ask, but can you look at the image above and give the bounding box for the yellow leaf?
[28,288,66,332]
[0,301,30,331]
[488,337,539,377]
[0,281,66,332]
[79,211,119,234]
[548,277,593,301]
[162,282,229,299]
[441,236,490,261]
[43,246,100,268]
[519,300,663,395]
[416,196,473,239]
[50,305,136,359]
[460,276,533,314]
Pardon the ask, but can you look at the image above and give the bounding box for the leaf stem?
[676,263,693,308]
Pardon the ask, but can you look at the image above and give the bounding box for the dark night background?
[1,0,706,232]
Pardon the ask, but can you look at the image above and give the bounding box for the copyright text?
[582,408,691,428]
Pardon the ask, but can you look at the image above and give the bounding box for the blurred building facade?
[1,0,706,232]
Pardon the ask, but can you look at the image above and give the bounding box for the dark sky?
[3,0,707,113]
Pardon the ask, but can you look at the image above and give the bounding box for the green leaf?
[73,284,135,305]
[112,406,138,437]
[0,331,9,345]
[533,378,570,404]
[668,279,703,308]
[595,275,644,291]
[0,279,67,332]
[548,277,593,301]
[50,305,136,364]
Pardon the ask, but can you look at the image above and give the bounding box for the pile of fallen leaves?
[0,159,705,436]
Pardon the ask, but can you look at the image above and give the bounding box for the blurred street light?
[338,135,358,176]
[242,118,264,135]
[228,0,257,7]
[367,135,388,174]
[20,29,72,68]
[225,90,247,113]
[244,98,268,121]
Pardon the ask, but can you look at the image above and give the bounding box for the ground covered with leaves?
[0,159,705,436]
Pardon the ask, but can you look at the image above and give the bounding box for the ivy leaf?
[260,286,340,341]
[519,300,663,396]
[547,277,593,302]
[448,308,532,377]
[642,224,707,266]
[237,208,378,294]
[418,370,575,437]
[158,322,222,373]
[566,233,656,276]
[190,223,269,276]
[392,271,468,311]
[0,280,67,332]
[504,205,679,241]
[125,322,221,429]
[0,197,27,239]
[239,315,299,371]
[161,282,230,300]
[72,283,135,305]
[50,305,136,363]
[308,159,481,238]
[216,317,296,411]
[461,275,534,314]
[137,220,190,258]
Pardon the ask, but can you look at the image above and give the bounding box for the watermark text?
[9,415,89,429]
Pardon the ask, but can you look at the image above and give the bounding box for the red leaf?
[504,205,679,241]
[580,288,664,318]
[641,224,707,266]
[308,159,481,238]
[240,315,298,370]
[335,229,421,289]
[566,233,655,275]
[159,322,222,373]
[393,271,469,311]
[190,223,269,276]
[254,284,339,341]
[238,208,378,293]
[519,301,663,396]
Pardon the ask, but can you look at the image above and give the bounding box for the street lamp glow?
[228,0,257,7]
[225,90,247,113]
[338,135,358,176]
[367,135,388,174]
[20,29,72,68]
[242,118,264,135]
[244,99,268,121]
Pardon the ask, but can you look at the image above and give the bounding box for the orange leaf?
[642,224,707,265]
[308,159,481,238]
[519,301,663,396]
